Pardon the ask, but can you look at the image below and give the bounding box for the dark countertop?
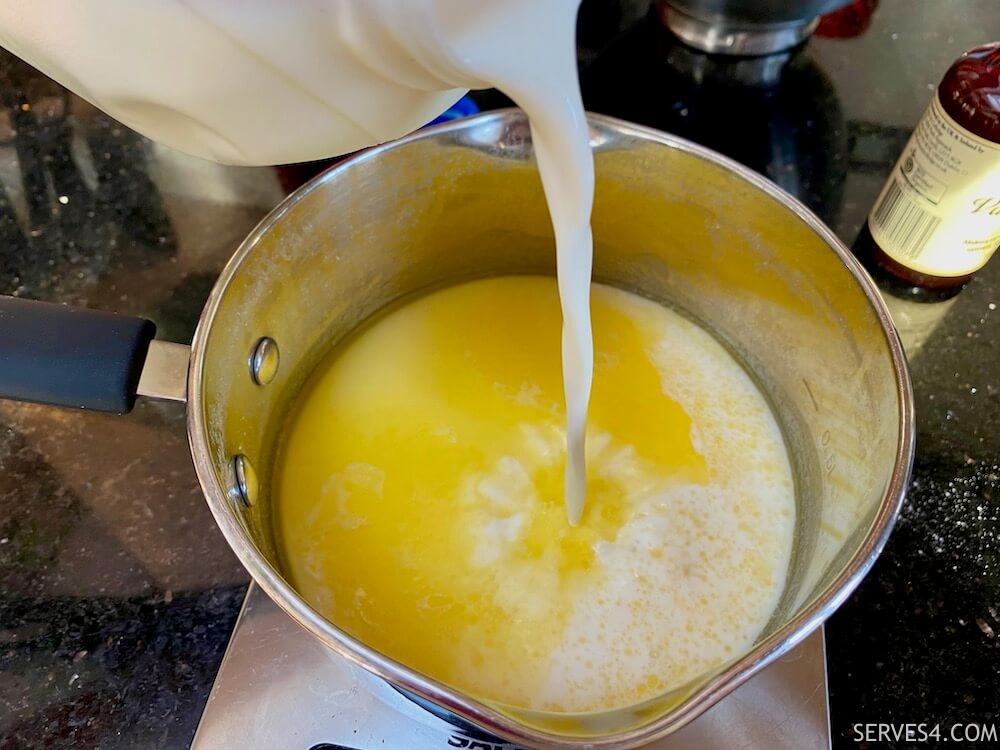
[0,1,997,748]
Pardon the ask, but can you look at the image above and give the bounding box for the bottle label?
[868,92,1000,277]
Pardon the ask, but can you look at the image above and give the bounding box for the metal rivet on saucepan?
[232,454,258,507]
[249,337,279,385]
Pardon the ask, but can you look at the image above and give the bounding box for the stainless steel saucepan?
[0,109,913,748]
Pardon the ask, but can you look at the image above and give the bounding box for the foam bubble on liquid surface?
[275,278,795,713]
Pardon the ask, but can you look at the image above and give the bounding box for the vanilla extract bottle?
[854,42,1000,290]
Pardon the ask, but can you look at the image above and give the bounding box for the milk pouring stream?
[0,0,595,521]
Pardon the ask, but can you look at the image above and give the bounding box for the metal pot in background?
[657,0,856,55]
[0,110,913,748]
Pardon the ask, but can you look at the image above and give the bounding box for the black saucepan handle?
[0,295,156,414]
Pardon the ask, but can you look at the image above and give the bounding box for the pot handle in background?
[0,294,177,414]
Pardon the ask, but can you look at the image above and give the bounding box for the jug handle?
[0,295,187,413]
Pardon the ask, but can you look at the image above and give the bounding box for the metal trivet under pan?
[193,584,831,749]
